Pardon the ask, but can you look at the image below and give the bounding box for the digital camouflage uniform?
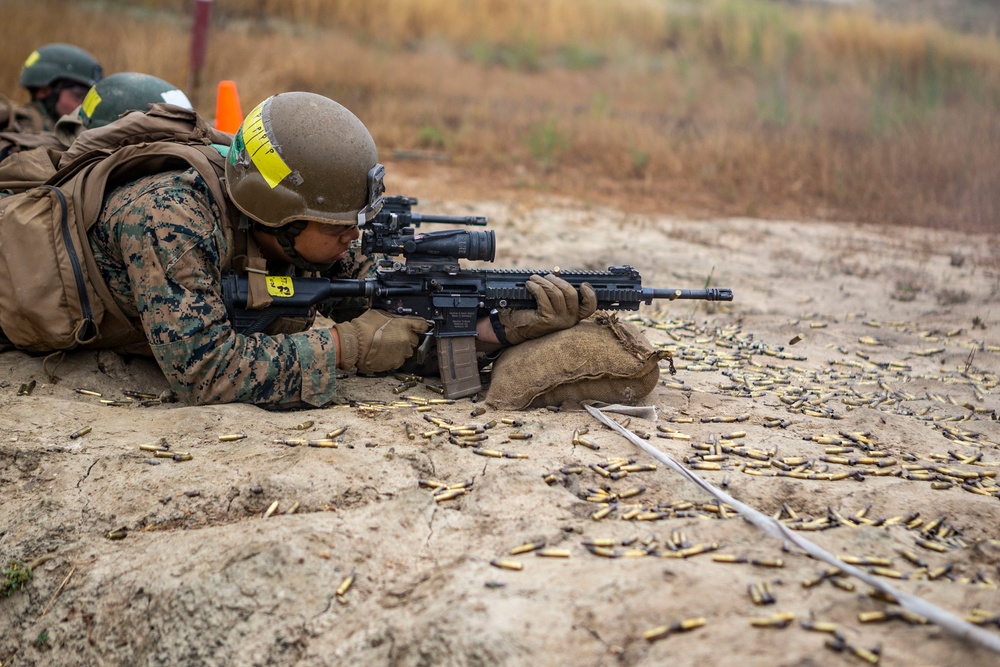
[91,167,371,409]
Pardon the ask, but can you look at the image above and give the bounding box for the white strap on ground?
[585,403,1000,655]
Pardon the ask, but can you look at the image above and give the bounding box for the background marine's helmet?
[225,92,384,229]
[78,72,192,129]
[19,43,103,90]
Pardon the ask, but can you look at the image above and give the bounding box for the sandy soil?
[1,164,999,666]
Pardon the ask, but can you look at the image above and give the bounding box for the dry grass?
[2,0,998,232]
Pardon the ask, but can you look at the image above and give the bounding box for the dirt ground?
[1,162,999,667]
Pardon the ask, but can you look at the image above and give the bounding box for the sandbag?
[484,314,670,410]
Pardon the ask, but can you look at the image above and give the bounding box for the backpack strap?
[229,225,273,310]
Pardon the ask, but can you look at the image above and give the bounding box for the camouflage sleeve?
[93,168,339,408]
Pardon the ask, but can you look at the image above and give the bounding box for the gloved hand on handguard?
[498,274,597,345]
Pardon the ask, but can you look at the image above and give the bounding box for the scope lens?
[466,230,496,262]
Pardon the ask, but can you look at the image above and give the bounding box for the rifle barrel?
[410,213,488,226]
[646,288,734,302]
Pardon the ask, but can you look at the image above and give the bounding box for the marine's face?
[55,84,89,116]
[291,220,360,264]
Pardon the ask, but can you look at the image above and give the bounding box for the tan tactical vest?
[0,103,275,354]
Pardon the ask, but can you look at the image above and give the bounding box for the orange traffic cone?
[215,80,243,133]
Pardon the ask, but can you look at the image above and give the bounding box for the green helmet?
[225,92,384,229]
[78,72,192,129]
[20,43,103,89]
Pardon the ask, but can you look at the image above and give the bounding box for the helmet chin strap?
[255,220,335,273]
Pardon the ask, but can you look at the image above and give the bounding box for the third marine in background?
[8,43,104,132]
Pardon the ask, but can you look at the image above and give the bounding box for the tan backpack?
[0,104,234,353]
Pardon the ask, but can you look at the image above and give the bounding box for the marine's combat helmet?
[225,92,384,230]
[78,72,192,129]
[20,43,103,90]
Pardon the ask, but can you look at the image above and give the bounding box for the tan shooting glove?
[497,274,598,345]
[334,310,430,373]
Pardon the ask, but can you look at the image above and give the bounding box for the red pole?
[187,0,214,109]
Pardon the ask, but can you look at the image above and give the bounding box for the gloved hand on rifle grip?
[498,274,597,345]
[333,310,430,374]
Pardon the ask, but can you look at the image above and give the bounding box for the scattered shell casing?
[69,425,92,439]
[336,571,356,597]
[583,538,617,548]
[218,433,247,442]
[829,577,855,592]
[712,554,748,564]
[490,559,523,571]
[643,617,706,642]
[17,380,37,396]
[591,505,615,521]
[535,548,571,558]
[294,420,315,430]
[858,611,890,623]
[470,406,486,417]
[139,438,169,452]
[849,645,882,664]
[472,448,503,458]
[307,439,340,448]
[914,538,948,553]
[801,620,841,634]
[172,453,193,462]
[105,527,128,540]
[589,464,612,478]
[839,556,892,567]
[750,612,794,628]
[508,432,533,440]
[263,500,280,518]
[325,427,348,439]
[75,388,102,397]
[122,390,159,400]
[510,541,546,555]
[433,488,467,502]
[673,543,719,559]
